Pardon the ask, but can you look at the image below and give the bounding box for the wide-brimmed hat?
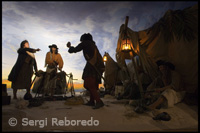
[156,60,175,70]
[156,60,165,66]
[49,44,58,49]
[164,62,175,70]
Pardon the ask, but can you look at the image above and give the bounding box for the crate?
[2,84,7,92]
[2,96,11,105]
[2,84,11,105]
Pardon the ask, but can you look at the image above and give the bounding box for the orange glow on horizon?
[2,79,104,90]
[2,80,12,89]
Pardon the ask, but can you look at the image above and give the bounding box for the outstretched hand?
[66,42,71,48]
[36,48,41,51]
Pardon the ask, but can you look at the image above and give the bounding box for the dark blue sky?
[2,1,197,83]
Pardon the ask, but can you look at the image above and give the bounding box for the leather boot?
[92,100,104,109]
[84,101,95,106]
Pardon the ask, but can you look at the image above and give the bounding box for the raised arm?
[18,48,40,54]
[67,42,85,53]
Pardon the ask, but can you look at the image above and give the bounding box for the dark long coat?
[8,48,37,89]
[68,40,105,84]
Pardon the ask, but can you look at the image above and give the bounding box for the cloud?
[2,5,86,82]
[3,9,25,23]
[8,2,112,25]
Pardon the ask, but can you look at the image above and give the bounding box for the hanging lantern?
[121,36,132,52]
[103,52,107,62]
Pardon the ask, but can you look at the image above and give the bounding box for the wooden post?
[124,16,129,30]
[123,16,144,98]
[131,56,144,98]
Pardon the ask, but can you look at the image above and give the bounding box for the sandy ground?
[2,89,198,132]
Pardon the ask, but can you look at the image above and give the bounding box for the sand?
[2,89,198,132]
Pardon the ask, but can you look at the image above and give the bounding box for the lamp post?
[121,16,144,98]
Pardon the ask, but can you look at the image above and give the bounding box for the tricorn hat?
[49,44,58,49]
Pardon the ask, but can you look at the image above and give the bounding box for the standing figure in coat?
[8,40,40,100]
[66,33,105,109]
[43,44,64,97]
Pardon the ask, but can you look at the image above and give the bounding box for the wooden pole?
[131,56,144,98]
[124,16,129,30]
[124,16,144,98]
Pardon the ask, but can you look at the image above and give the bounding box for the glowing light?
[103,55,107,62]
[121,37,132,52]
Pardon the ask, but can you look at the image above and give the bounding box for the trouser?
[83,77,101,102]
[43,67,57,95]
[161,88,186,108]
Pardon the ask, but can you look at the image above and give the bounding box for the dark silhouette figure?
[67,33,105,109]
[8,40,40,100]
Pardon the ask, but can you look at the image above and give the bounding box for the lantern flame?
[121,37,132,52]
[103,52,108,62]
[103,56,107,62]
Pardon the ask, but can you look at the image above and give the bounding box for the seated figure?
[32,44,64,97]
[145,60,185,110]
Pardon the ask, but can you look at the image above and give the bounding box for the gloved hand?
[66,42,71,48]
[34,48,41,52]
[36,48,41,51]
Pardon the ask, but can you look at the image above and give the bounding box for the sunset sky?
[2,1,197,88]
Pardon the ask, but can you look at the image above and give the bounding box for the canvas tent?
[115,4,198,94]
[104,53,130,90]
